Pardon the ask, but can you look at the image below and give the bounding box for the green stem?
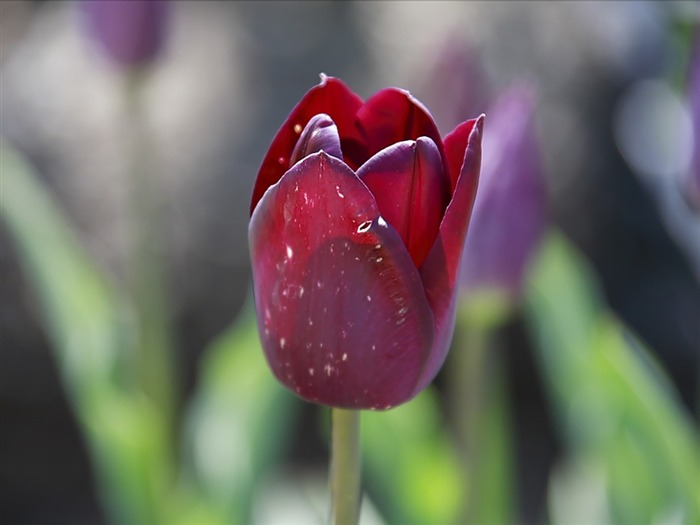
[122,71,176,422]
[450,326,487,523]
[449,316,513,525]
[330,408,362,525]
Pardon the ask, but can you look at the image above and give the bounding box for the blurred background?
[1,1,698,524]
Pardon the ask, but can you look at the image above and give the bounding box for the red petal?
[251,76,364,214]
[289,114,343,166]
[443,117,478,192]
[354,88,446,166]
[249,152,435,409]
[416,115,484,394]
[357,137,449,268]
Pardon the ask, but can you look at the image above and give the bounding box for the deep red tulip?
[249,76,483,409]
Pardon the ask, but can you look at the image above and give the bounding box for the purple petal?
[460,89,547,299]
[416,115,484,394]
[357,137,450,268]
[290,114,343,166]
[249,152,435,409]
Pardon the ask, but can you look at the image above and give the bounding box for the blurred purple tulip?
[460,88,547,303]
[686,33,700,212]
[421,35,491,135]
[82,0,168,68]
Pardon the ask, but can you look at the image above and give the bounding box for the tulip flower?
[460,88,546,310]
[249,75,484,410]
[82,0,168,68]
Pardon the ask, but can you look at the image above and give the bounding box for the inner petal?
[290,114,343,166]
[357,136,449,268]
[353,88,446,164]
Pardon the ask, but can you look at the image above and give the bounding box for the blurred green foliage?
[525,232,700,524]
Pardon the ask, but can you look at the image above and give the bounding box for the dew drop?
[357,220,372,233]
[376,257,384,263]
[335,185,345,198]
[280,337,286,349]
[286,245,294,259]
[293,123,303,134]
[342,353,348,361]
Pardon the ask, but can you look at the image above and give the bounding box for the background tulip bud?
[82,0,168,68]
[686,33,700,212]
[460,88,546,316]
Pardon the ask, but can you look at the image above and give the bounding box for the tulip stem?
[330,408,362,525]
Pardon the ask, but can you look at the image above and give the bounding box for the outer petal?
[357,137,449,268]
[249,152,435,409]
[251,76,364,214]
[354,88,447,169]
[444,118,478,191]
[415,115,484,394]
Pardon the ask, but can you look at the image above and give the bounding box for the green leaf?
[362,388,464,524]
[0,142,130,400]
[0,142,173,525]
[183,300,301,525]
[525,231,700,524]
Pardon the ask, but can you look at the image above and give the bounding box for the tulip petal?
[249,152,435,409]
[251,75,364,214]
[444,117,478,191]
[357,137,449,268]
[289,114,343,166]
[416,115,484,394]
[355,88,446,166]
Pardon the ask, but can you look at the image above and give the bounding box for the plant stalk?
[330,408,362,525]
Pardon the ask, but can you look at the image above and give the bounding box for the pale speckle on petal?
[342,353,348,361]
[286,245,294,259]
[309,368,314,376]
[280,337,286,349]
